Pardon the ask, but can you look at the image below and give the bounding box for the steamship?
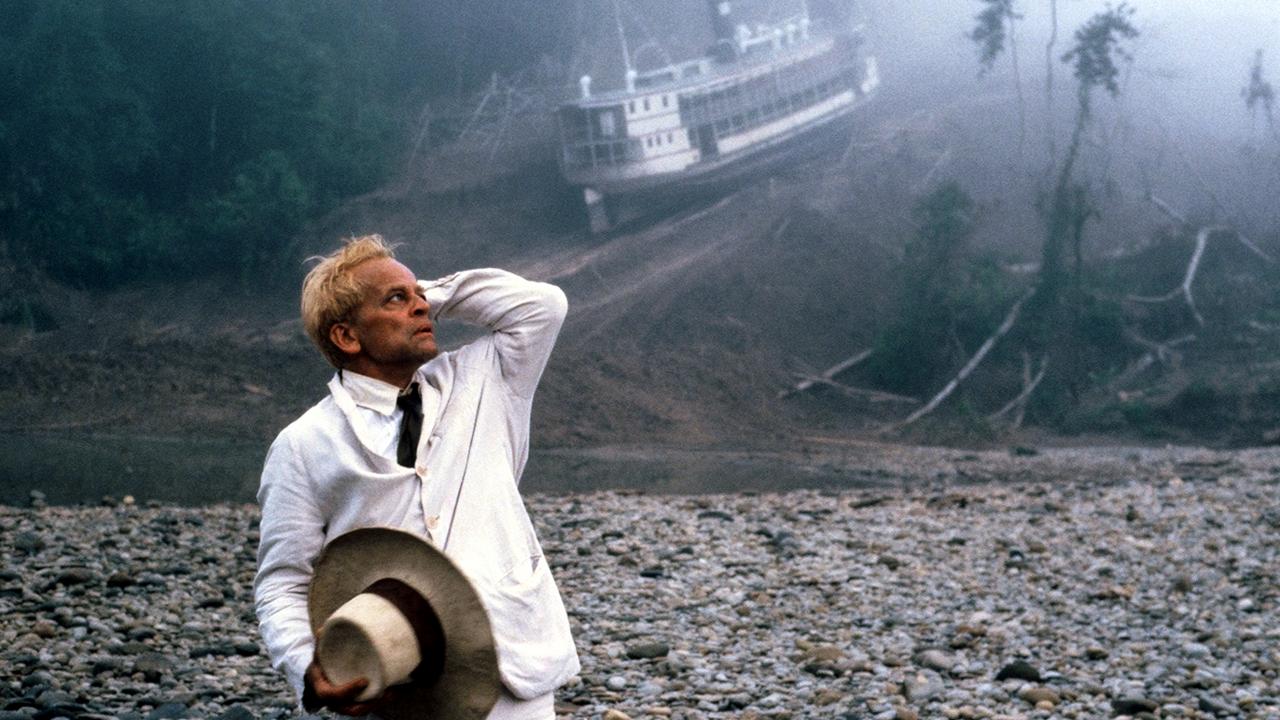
[557,0,879,231]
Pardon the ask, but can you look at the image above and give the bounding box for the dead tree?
[970,0,1026,155]
[892,284,1037,430]
[988,352,1048,429]
[1132,194,1276,326]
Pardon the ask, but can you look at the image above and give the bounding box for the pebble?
[0,448,1277,718]
[903,671,945,702]
[624,641,669,659]
[1017,686,1059,706]
[994,660,1040,682]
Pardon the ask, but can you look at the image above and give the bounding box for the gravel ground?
[1,445,1278,720]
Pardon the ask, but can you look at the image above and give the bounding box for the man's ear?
[330,322,362,357]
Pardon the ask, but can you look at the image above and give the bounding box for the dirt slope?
[3,79,1279,452]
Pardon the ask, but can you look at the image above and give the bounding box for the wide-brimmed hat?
[308,527,501,720]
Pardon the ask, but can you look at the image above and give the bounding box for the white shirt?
[340,370,441,460]
[253,268,580,703]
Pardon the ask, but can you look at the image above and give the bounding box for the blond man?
[254,236,579,718]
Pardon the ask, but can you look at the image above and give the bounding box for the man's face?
[339,258,437,380]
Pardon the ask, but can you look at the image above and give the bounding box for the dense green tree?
[0,0,573,288]
[867,182,1012,397]
[1028,3,1138,408]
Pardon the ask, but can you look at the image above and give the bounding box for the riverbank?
[1,445,1277,719]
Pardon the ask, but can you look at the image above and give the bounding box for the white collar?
[339,370,409,417]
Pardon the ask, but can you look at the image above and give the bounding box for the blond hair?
[301,234,396,368]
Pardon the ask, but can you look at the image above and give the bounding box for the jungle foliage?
[0,0,562,287]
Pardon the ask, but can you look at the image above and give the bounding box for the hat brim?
[309,527,501,720]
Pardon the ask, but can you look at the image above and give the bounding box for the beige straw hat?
[308,527,501,720]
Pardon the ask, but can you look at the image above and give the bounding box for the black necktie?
[396,383,423,468]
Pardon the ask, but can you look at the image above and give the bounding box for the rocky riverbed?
[1,445,1278,720]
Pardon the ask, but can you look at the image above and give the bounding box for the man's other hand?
[303,661,376,716]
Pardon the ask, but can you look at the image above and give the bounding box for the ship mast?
[610,0,636,91]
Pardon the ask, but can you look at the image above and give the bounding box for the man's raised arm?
[420,268,568,398]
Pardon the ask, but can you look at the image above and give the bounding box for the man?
[254,235,579,718]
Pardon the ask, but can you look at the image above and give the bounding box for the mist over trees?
[2,0,1279,439]
[820,0,1280,436]
[0,0,572,288]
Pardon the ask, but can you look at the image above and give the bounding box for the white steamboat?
[557,0,879,231]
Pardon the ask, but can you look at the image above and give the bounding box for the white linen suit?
[253,268,580,714]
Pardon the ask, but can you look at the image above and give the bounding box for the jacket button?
[427,515,440,530]
[416,465,428,478]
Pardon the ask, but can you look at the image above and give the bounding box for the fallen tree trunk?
[1128,209,1275,327]
[797,375,920,405]
[891,285,1037,430]
[989,353,1049,428]
[1127,226,1220,326]
[779,348,874,398]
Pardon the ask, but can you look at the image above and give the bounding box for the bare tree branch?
[780,348,874,398]
[891,285,1036,430]
[989,353,1049,425]
[1145,192,1188,226]
[1127,220,1273,326]
[1123,327,1196,365]
[796,375,920,405]
[911,147,954,194]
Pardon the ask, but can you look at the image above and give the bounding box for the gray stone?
[34,690,75,710]
[132,653,172,682]
[915,648,955,673]
[49,569,94,587]
[232,641,260,657]
[145,703,188,720]
[903,670,944,702]
[1182,642,1211,658]
[188,643,236,659]
[625,642,669,659]
[1111,697,1158,715]
[995,660,1040,682]
[13,532,44,554]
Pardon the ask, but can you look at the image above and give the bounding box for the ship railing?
[734,13,812,57]
[560,137,644,172]
[634,57,712,91]
[679,53,862,129]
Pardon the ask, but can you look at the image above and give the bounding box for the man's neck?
[341,361,416,390]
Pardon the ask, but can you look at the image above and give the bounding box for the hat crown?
[317,591,422,702]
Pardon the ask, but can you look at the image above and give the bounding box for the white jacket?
[253,268,580,702]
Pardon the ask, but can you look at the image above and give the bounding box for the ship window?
[662,95,669,108]
[598,111,616,137]
[667,132,673,144]
[643,97,650,112]
[629,101,636,114]
[645,137,652,148]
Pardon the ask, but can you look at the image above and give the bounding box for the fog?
[556,1,1278,152]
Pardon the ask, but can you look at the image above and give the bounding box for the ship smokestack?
[707,0,736,62]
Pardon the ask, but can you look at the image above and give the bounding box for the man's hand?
[303,661,377,716]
